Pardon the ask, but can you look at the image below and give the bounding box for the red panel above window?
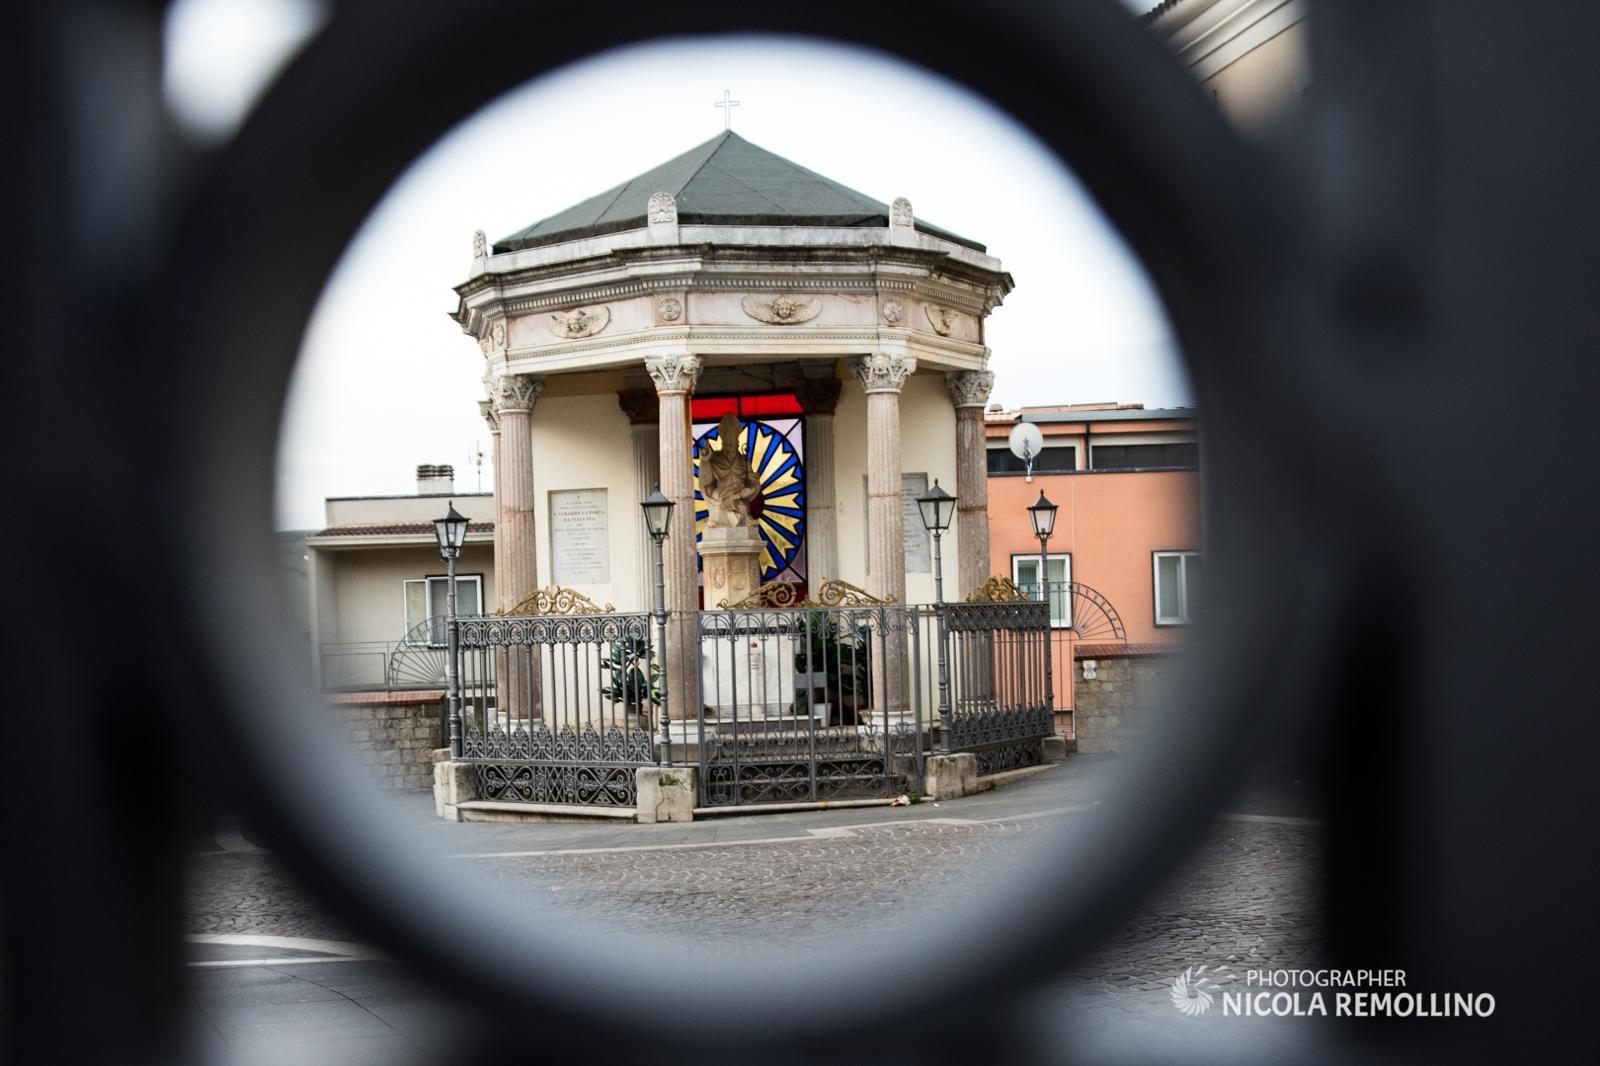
[691,393,802,419]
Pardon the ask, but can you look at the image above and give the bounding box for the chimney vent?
[416,464,455,495]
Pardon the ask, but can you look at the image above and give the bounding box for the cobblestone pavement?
[185,760,1324,1057]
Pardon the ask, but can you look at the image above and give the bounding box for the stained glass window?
[691,394,807,588]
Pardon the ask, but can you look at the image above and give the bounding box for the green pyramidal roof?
[493,131,984,253]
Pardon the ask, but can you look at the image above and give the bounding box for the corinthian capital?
[945,370,995,409]
[493,374,544,414]
[478,399,500,433]
[645,354,703,395]
[852,351,917,395]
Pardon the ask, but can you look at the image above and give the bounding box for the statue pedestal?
[699,526,787,718]
[700,526,764,609]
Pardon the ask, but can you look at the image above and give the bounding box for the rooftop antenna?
[470,441,485,492]
[1008,422,1044,483]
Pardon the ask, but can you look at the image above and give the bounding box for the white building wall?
[527,391,645,613]
[326,544,496,645]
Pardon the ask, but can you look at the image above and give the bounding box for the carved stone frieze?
[493,374,544,414]
[881,299,904,325]
[549,306,610,339]
[852,352,917,394]
[655,296,683,322]
[946,370,995,409]
[890,197,914,228]
[490,319,506,350]
[741,294,821,325]
[645,354,703,395]
[925,304,962,336]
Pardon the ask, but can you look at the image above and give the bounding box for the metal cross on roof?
[714,89,740,130]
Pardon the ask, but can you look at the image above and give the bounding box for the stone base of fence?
[433,751,478,820]
[636,766,697,823]
[329,690,445,791]
[923,753,977,799]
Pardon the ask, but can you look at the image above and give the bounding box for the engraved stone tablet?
[549,488,609,585]
[901,473,931,574]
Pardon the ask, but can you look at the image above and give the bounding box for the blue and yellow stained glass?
[692,419,806,582]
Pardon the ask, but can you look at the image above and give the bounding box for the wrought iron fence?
[454,612,657,808]
[941,599,1055,774]
[692,604,926,807]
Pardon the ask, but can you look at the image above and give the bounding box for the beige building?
[307,464,496,689]
[1147,0,1311,138]
[454,132,1012,634]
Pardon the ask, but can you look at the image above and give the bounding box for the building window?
[403,574,483,643]
[987,444,1076,475]
[1012,553,1072,628]
[1153,552,1201,625]
[1090,442,1198,470]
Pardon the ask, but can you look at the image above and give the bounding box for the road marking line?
[187,956,377,969]
[446,809,1087,859]
[185,933,380,957]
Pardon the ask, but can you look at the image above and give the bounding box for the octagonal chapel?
[452,131,1013,621]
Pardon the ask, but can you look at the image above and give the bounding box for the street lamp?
[916,480,957,605]
[1027,490,1059,714]
[640,488,674,765]
[917,479,957,754]
[433,502,470,757]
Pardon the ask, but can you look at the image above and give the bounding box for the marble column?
[619,388,660,613]
[645,354,703,726]
[946,370,995,598]
[493,373,544,717]
[796,374,842,584]
[853,352,917,604]
[854,352,916,714]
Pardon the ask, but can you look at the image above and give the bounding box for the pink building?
[984,403,1200,732]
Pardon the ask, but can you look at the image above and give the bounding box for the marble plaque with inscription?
[901,473,931,573]
[550,488,609,585]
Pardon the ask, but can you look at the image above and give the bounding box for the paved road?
[185,755,1323,1062]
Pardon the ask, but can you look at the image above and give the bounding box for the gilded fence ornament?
[722,577,893,610]
[499,586,615,616]
[966,575,1030,602]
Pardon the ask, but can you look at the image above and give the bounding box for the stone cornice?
[501,329,988,378]
[453,241,1012,339]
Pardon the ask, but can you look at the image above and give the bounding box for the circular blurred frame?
[169,0,1313,1051]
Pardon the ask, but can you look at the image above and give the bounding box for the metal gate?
[454,609,657,808]
[693,603,925,807]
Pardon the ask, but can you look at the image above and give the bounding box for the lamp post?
[1027,490,1059,714]
[641,488,675,766]
[917,479,957,753]
[433,502,470,757]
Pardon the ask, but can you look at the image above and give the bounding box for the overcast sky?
[164,0,1188,531]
